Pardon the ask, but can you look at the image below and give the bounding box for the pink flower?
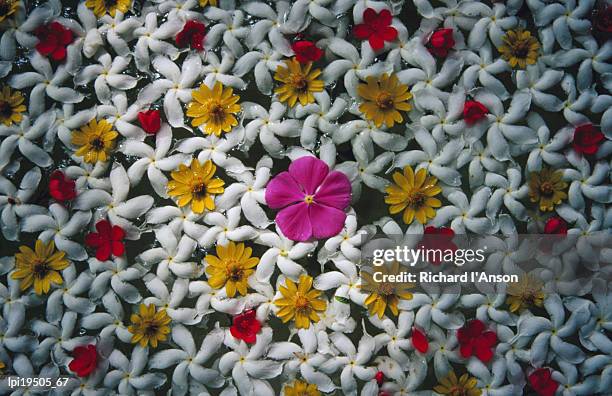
[265,156,351,242]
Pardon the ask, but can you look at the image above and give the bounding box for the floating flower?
[0,85,25,126]
[428,28,455,57]
[68,345,98,378]
[353,8,397,50]
[85,220,126,261]
[34,22,74,62]
[176,20,206,51]
[49,170,76,202]
[137,109,161,135]
[544,217,568,234]
[357,73,412,128]
[85,0,131,18]
[167,159,225,213]
[385,166,442,225]
[205,241,259,298]
[361,261,414,318]
[265,156,351,242]
[463,100,489,125]
[284,380,320,396]
[528,167,567,212]
[457,319,497,362]
[274,274,327,329]
[186,82,240,136]
[11,240,69,295]
[506,274,545,313]
[274,58,324,107]
[498,29,540,69]
[411,327,429,353]
[71,119,118,164]
[528,368,559,396]
[291,41,323,63]
[375,371,384,386]
[128,304,171,348]
[434,371,481,396]
[419,226,456,265]
[572,123,604,155]
[230,310,261,344]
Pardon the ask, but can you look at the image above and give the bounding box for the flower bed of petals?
[0,0,611,395]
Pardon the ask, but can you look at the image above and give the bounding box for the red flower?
[85,220,126,261]
[428,28,455,57]
[353,8,398,51]
[544,217,568,235]
[291,41,323,63]
[457,319,497,362]
[230,310,261,344]
[49,171,76,202]
[463,100,489,125]
[176,20,206,51]
[68,345,98,377]
[419,226,456,265]
[572,123,604,155]
[35,22,74,61]
[138,110,161,134]
[411,327,429,353]
[529,368,559,396]
[375,371,384,386]
[594,5,612,34]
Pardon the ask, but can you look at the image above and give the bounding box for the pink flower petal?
[309,203,346,239]
[276,202,312,242]
[288,156,329,195]
[314,171,351,209]
[265,172,305,209]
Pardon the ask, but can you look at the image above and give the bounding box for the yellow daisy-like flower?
[284,380,321,396]
[199,0,217,6]
[71,119,118,164]
[85,0,131,18]
[128,304,171,348]
[498,29,540,69]
[167,159,225,214]
[11,240,69,295]
[357,73,412,128]
[205,241,259,298]
[506,274,545,313]
[274,274,327,329]
[0,85,26,126]
[0,0,20,23]
[360,261,414,318]
[186,82,241,136]
[385,166,442,225]
[528,167,567,212]
[274,58,324,107]
[434,371,482,396]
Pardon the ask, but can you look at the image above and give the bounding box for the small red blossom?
[138,110,161,134]
[353,8,398,51]
[230,310,261,344]
[176,20,206,51]
[544,217,568,235]
[572,123,604,155]
[85,220,126,261]
[49,171,76,202]
[419,226,456,265]
[291,41,323,63]
[594,5,612,34]
[35,22,74,61]
[68,345,98,377]
[428,28,455,57]
[529,368,559,396]
[375,371,384,386]
[463,100,489,125]
[457,319,497,362]
[411,327,429,353]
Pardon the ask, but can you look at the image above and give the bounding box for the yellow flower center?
[375,92,395,110]
[191,182,207,198]
[304,195,314,204]
[226,262,244,282]
[290,74,308,92]
[143,320,159,337]
[90,137,105,150]
[0,101,12,118]
[104,0,118,8]
[295,294,310,312]
[32,260,50,280]
[405,190,426,209]
[208,102,227,124]
[539,181,554,196]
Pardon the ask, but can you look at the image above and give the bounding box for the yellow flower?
[167,159,225,213]
[284,380,321,396]
[274,58,324,107]
[11,240,69,295]
[528,167,567,211]
[357,73,412,128]
[128,304,171,348]
[0,85,26,126]
[385,166,442,225]
[199,0,217,6]
[506,274,545,313]
[498,29,540,69]
[274,274,327,329]
[187,82,241,136]
[205,241,259,298]
[360,261,414,318]
[85,0,131,18]
[0,0,20,23]
[434,371,482,396]
[71,119,118,164]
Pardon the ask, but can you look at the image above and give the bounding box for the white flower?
[242,101,300,157]
[372,311,414,365]
[399,286,465,331]
[523,113,572,172]
[81,292,133,343]
[528,0,594,50]
[175,128,247,174]
[433,188,494,233]
[203,8,249,57]
[563,155,612,210]
[294,91,347,149]
[461,43,511,100]
[0,111,55,171]
[199,206,259,247]
[314,258,365,305]
[89,256,145,304]
[143,276,200,323]
[96,92,147,140]
[484,167,528,221]
[137,226,199,280]
[516,65,565,112]
[104,346,166,395]
[255,228,316,282]
[75,53,138,105]
[0,167,46,241]
[44,264,94,322]
[133,12,181,72]
[232,42,284,95]
[242,1,298,56]
[201,50,247,89]
[468,3,518,49]
[97,12,142,57]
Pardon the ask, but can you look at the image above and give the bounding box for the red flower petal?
[411,327,429,353]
